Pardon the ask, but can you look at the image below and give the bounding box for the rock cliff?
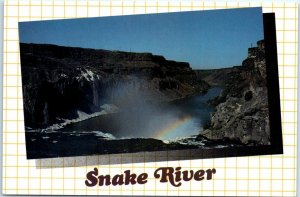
[201,40,270,145]
[194,67,239,86]
[20,43,209,129]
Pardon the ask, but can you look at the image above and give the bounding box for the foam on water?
[33,104,120,133]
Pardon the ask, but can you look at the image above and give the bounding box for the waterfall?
[92,81,99,107]
[43,102,49,125]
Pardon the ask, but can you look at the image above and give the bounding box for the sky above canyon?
[19,7,264,69]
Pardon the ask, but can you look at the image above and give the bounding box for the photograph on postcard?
[18,7,282,159]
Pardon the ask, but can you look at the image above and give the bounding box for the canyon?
[20,43,209,129]
[20,40,270,159]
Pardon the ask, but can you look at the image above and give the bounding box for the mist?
[56,78,221,141]
[101,79,216,140]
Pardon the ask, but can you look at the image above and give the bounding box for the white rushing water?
[32,104,120,133]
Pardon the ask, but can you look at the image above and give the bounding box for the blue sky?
[19,7,264,69]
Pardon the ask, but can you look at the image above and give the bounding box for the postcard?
[3,1,298,196]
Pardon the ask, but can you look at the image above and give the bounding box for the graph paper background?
[2,0,298,196]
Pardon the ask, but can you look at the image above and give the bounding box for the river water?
[58,87,223,140]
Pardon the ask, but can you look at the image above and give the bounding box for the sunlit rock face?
[20,43,209,129]
[201,40,270,145]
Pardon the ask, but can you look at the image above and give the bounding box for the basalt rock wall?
[201,40,270,145]
[20,43,209,128]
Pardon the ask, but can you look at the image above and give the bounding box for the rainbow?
[153,115,194,140]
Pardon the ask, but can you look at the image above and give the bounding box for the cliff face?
[20,43,209,128]
[202,40,270,145]
[194,67,239,86]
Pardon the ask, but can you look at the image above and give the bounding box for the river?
[57,87,223,140]
[26,87,223,158]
